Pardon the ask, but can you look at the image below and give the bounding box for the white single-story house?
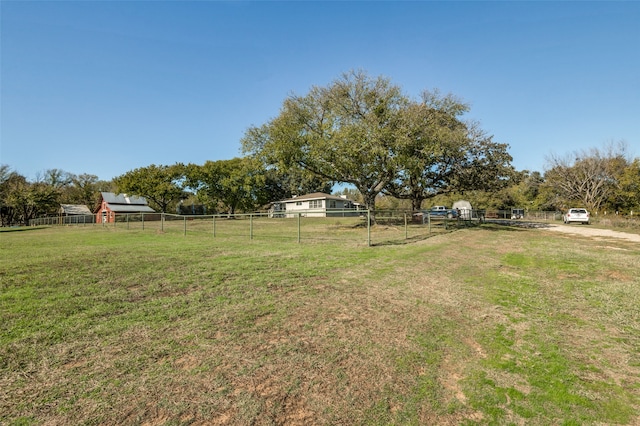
[270,192,361,218]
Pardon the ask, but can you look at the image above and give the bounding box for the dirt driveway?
[487,220,640,244]
[542,223,640,243]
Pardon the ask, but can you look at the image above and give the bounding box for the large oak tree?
[242,70,408,221]
[242,71,515,218]
[384,92,515,210]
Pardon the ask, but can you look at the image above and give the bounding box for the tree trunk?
[411,197,424,212]
[362,192,377,225]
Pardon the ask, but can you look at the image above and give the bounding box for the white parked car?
[563,208,590,225]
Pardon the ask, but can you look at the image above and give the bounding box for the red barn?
[95,192,155,223]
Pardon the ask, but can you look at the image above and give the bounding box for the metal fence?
[483,210,563,221]
[29,209,489,246]
[29,214,96,226]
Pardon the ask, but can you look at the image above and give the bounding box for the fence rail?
[29,214,96,226]
[29,209,490,246]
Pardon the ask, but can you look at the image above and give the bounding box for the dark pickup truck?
[428,206,458,219]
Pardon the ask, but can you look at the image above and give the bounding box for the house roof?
[59,204,92,215]
[283,192,352,202]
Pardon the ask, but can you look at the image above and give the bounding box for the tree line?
[2,71,638,226]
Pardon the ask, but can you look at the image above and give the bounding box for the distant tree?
[544,142,629,212]
[53,173,101,207]
[69,173,101,208]
[40,169,73,189]
[0,166,20,226]
[2,177,59,226]
[262,166,334,203]
[521,171,544,203]
[487,170,545,211]
[186,157,268,216]
[113,164,186,213]
[334,187,363,204]
[611,158,640,213]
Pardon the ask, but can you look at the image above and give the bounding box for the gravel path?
[486,220,640,243]
[542,223,640,243]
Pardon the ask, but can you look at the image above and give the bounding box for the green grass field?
[1,223,639,425]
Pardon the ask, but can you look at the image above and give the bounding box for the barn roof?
[106,205,156,213]
[98,192,156,213]
[59,204,92,215]
[101,192,149,206]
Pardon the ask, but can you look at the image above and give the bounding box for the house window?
[309,200,323,209]
[296,201,302,206]
[328,200,337,209]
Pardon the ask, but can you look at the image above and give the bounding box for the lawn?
[1,224,638,425]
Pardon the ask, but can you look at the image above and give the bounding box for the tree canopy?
[384,93,515,210]
[543,142,632,212]
[113,164,186,213]
[242,70,515,218]
[3,73,639,226]
[185,157,269,216]
[243,70,407,216]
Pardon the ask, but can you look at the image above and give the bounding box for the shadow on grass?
[0,226,49,233]
[470,221,556,232]
[372,231,452,246]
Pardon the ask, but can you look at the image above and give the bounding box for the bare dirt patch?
[488,220,640,244]
[541,223,640,243]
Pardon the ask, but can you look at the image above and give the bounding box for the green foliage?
[613,158,640,212]
[185,157,268,215]
[542,142,634,213]
[113,163,186,213]
[1,174,59,226]
[385,95,516,210]
[262,166,334,201]
[242,70,409,213]
[1,165,113,226]
[64,173,101,207]
[242,71,516,214]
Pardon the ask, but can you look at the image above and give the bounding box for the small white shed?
[452,200,473,220]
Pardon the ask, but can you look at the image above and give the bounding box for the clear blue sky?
[2,1,639,182]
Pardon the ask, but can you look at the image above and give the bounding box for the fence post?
[127,214,130,230]
[161,213,165,232]
[297,213,301,244]
[213,215,216,237]
[184,216,187,236]
[367,210,371,247]
[141,213,144,230]
[404,213,408,239]
[250,214,253,240]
